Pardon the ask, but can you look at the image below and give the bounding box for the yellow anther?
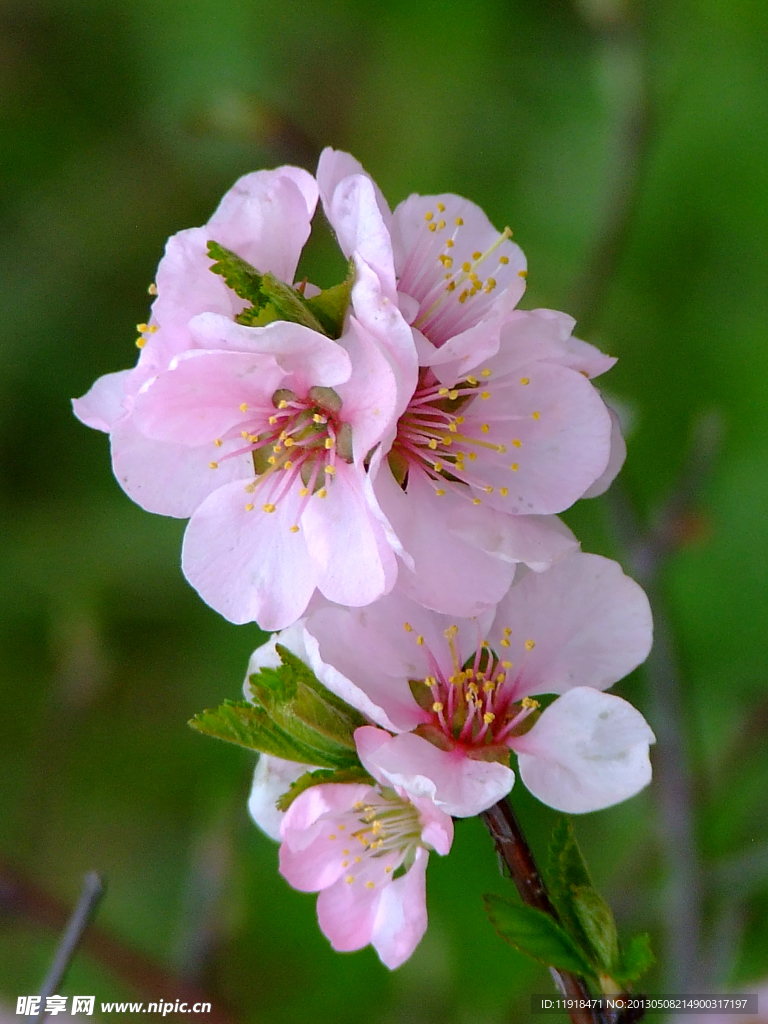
[136,323,149,333]
[135,337,146,348]
[512,439,522,448]
[472,251,482,260]
[469,272,479,282]
[263,503,276,513]
[366,881,375,889]
[520,377,530,386]
[500,638,510,647]
[500,487,509,496]
[461,262,471,273]
[437,202,446,212]
[209,461,218,469]
[428,438,438,450]
[416,635,425,646]
[339,825,346,830]
[148,282,158,295]
[483,712,495,724]
[324,438,334,449]
[342,861,348,867]
[214,438,223,447]
[268,415,277,425]
[249,434,259,443]
[499,255,509,265]
[511,463,519,471]
[459,291,468,303]
[433,461,443,472]
[441,436,453,446]
[278,399,289,409]
[484,486,493,494]
[435,488,446,496]
[290,525,300,533]
[503,627,512,636]
[472,497,482,505]
[532,411,540,420]
[324,465,336,475]
[519,269,528,278]
[283,461,293,470]
[329,834,336,840]
[372,821,382,833]
[448,421,458,433]
[272,444,282,454]
[448,389,459,400]
[484,278,497,291]
[428,222,437,232]
[425,676,436,686]
[267,456,277,466]
[425,210,434,221]
[502,660,512,669]
[468,452,477,460]
[437,219,445,230]
[245,503,254,512]
[299,487,309,497]
[483,681,495,693]
[239,403,248,412]
[481,390,491,399]
[496,673,506,684]
[318,487,328,499]
[525,639,535,651]
[355,856,362,863]
[444,625,458,639]
[313,413,324,423]
[522,697,540,710]
[481,424,490,434]
[346,875,354,884]
[385,865,393,873]
[283,438,295,448]
[438,387,449,396]
[455,217,464,226]
[465,376,478,386]
[432,702,444,713]
[481,368,492,378]
[446,281,456,292]
[404,622,413,632]
[445,238,455,248]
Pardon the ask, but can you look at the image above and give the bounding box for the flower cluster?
[75,149,654,971]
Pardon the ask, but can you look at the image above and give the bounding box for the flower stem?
[481,798,602,1024]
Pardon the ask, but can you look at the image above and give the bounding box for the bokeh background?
[2,0,767,1019]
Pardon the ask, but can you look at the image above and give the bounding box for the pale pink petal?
[131,349,285,445]
[110,417,252,517]
[72,370,131,432]
[182,479,316,627]
[447,505,579,572]
[513,688,655,813]
[316,872,381,952]
[413,800,454,856]
[355,728,515,818]
[317,148,392,228]
[207,167,318,284]
[281,783,373,837]
[420,302,517,385]
[349,258,419,417]
[325,175,397,299]
[248,755,314,842]
[303,464,397,608]
[490,552,653,698]
[464,361,612,515]
[581,406,626,498]
[374,466,516,616]
[371,847,429,969]
[335,316,400,460]
[188,313,352,390]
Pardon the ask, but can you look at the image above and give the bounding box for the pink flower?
[73,165,412,629]
[318,151,623,615]
[296,552,654,817]
[279,779,453,969]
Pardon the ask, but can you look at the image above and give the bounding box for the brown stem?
[481,799,601,1024]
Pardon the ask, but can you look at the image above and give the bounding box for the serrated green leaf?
[483,894,596,976]
[275,765,375,812]
[235,301,280,327]
[571,885,619,974]
[207,241,264,304]
[188,700,345,767]
[304,259,355,338]
[613,933,655,986]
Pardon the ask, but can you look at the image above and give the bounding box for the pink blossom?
[279,779,453,969]
[318,151,622,615]
[73,165,410,629]
[297,552,654,817]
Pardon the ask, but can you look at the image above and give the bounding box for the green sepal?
[207,241,264,304]
[613,933,655,986]
[247,643,367,766]
[483,894,596,976]
[188,700,345,767]
[275,765,376,812]
[571,885,620,975]
[304,259,355,339]
[257,272,328,334]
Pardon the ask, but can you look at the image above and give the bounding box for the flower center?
[209,386,352,530]
[389,371,507,505]
[405,623,540,754]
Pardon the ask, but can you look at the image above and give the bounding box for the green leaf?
[483,894,596,976]
[614,933,655,986]
[259,272,328,335]
[188,700,347,768]
[571,885,619,974]
[206,241,264,304]
[275,765,376,812]
[304,259,355,338]
[247,644,367,768]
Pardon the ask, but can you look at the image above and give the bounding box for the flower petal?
[355,727,515,818]
[72,370,131,432]
[490,552,653,697]
[447,505,579,572]
[371,847,429,969]
[514,688,655,813]
[581,406,626,498]
[248,755,313,842]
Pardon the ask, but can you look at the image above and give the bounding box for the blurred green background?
[2,0,768,1019]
